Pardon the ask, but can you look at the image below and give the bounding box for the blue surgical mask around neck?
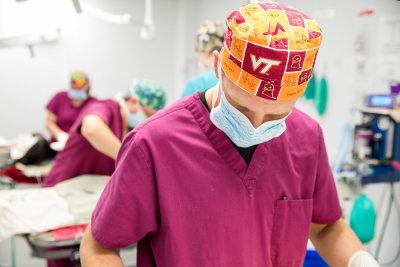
[68,89,88,101]
[209,76,290,147]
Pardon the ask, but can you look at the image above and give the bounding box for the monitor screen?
[368,95,393,108]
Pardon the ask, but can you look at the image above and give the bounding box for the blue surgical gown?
[181,69,217,98]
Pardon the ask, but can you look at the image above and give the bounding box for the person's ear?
[213,50,220,79]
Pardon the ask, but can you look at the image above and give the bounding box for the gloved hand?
[348,251,380,267]
[50,132,69,151]
[57,131,69,143]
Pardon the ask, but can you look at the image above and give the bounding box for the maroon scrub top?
[92,94,342,267]
[43,99,123,187]
[46,91,95,141]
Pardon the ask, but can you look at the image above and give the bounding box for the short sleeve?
[70,102,110,135]
[46,92,63,114]
[312,126,342,224]
[84,103,112,126]
[91,132,159,248]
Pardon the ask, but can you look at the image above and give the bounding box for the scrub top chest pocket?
[271,197,313,267]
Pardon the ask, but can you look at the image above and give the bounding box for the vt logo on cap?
[250,55,281,75]
[221,1,323,102]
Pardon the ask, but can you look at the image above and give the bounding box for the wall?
[0,0,179,266]
[0,0,179,139]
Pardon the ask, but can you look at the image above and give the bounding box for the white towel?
[0,175,109,241]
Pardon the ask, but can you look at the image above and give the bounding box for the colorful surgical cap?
[70,71,90,90]
[129,80,167,111]
[221,1,322,102]
[195,20,225,53]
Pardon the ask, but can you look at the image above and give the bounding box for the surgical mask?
[210,79,290,148]
[68,89,88,101]
[126,109,147,129]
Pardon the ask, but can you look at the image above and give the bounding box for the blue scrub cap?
[128,80,167,110]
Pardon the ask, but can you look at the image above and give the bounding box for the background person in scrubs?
[181,20,225,98]
[124,79,167,131]
[45,71,95,148]
[81,2,380,267]
[44,80,166,267]
[44,79,166,188]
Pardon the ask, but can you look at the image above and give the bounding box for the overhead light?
[0,28,60,57]
[140,0,155,40]
[0,29,59,47]
[78,0,155,39]
[140,24,155,40]
[71,0,82,14]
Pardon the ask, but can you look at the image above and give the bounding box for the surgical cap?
[221,1,322,102]
[70,71,90,90]
[129,80,167,111]
[195,20,225,53]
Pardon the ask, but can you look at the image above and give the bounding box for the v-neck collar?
[198,90,257,165]
[187,94,273,192]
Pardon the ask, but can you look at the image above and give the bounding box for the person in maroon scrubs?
[46,71,95,145]
[80,2,380,267]
[44,81,166,267]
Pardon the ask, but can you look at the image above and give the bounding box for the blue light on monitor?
[369,95,393,107]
